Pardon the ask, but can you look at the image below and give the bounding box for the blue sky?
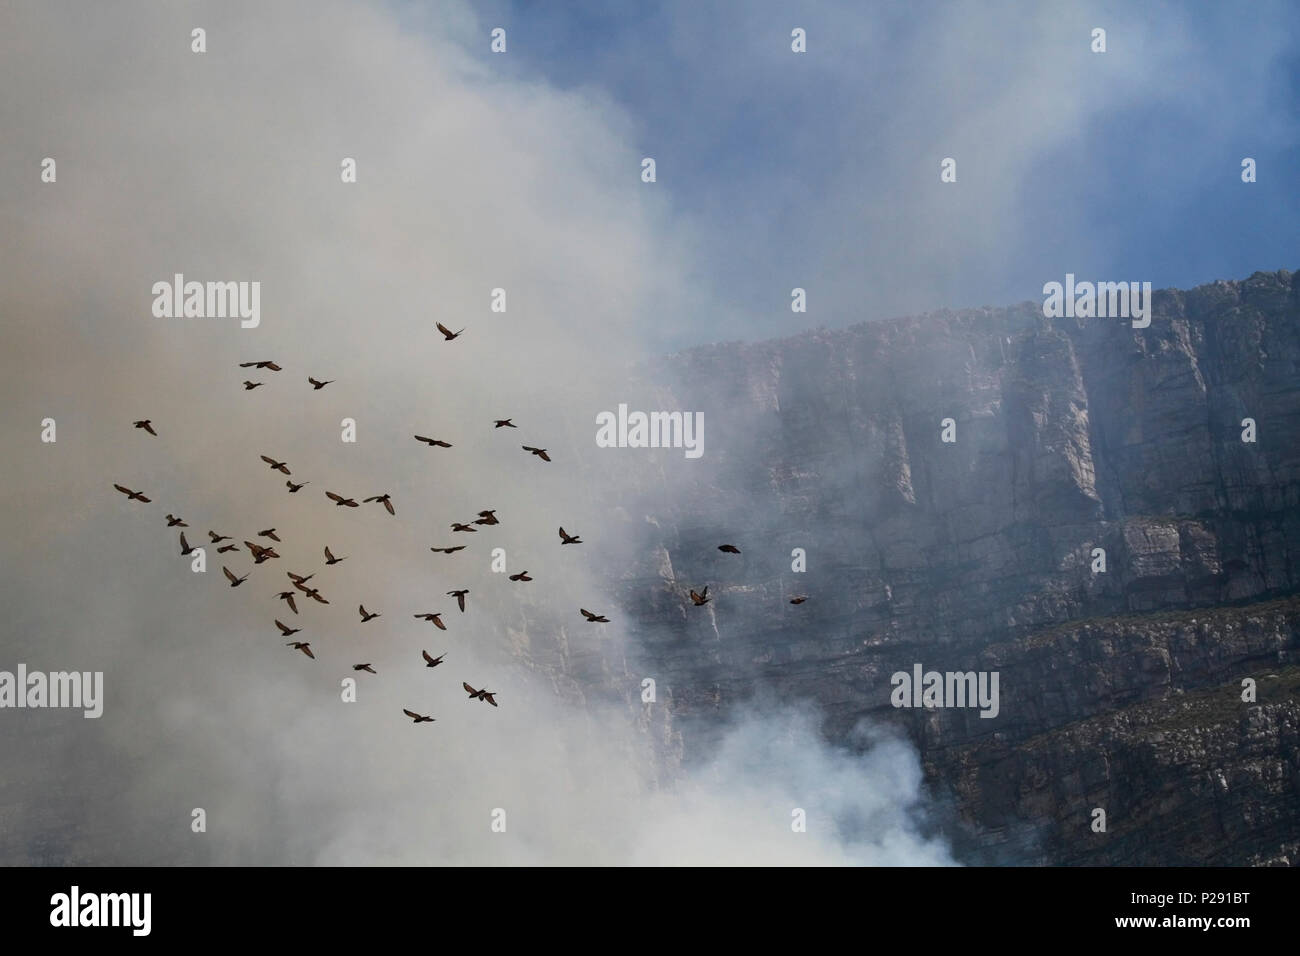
[401,0,1300,347]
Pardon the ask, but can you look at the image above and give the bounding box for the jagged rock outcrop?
[545,269,1300,865]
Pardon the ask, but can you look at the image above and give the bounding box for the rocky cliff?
[539,269,1300,865]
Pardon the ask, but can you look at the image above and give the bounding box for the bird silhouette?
[286,480,309,493]
[363,493,395,516]
[242,381,263,390]
[430,545,467,554]
[414,435,452,447]
[208,531,231,543]
[358,604,380,622]
[422,650,446,668]
[287,571,314,585]
[508,571,532,582]
[275,619,300,637]
[244,540,279,563]
[435,322,464,341]
[323,546,345,565]
[580,608,609,623]
[307,377,333,389]
[450,522,477,533]
[286,641,314,659]
[447,589,468,613]
[240,360,282,371]
[474,510,499,526]
[522,445,551,462]
[414,612,446,630]
[179,532,197,556]
[133,420,157,436]
[558,527,582,545]
[353,663,376,674]
[296,585,329,605]
[403,708,435,723]
[113,484,151,503]
[463,682,498,707]
[223,566,249,587]
[217,543,239,554]
[718,544,741,554]
[326,491,359,508]
[789,596,807,605]
[260,455,291,475]
[690,586,710,606]
[259,528,281,542]
[166,514,187,527]
[493,419,515,428]
[276,591,299,614]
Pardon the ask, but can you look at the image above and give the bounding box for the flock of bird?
[115,344,805,725]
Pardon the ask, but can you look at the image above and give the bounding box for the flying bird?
[558,527,582,545]
[275,619,301,637]
[414,612,446,630]
[580,608,609,623]
[307,377,333,389]
[113,484,151,503]
[242,381,263,390]
[493,419,515,428]
[358,604,380,622]
[259,528,281,542]
[323,546,345,565]
[179,532,197,556]
[718,544,741,554]
[286,641,314,659]
[208,531,231,543]
[260,455,291,475]
[435,322,464,341]
[422,650,445,668]
[430,545,466,554]
[508,571,532,582]
[353,663,376,674]
[522,445,551,462]
[403,708,435,723]
[447,589,468,613]
[450,522,477,533]
[789,596,808,605]
[286,480,309,493]
[296,585,329,605]
[326,491,359,508]
[240,360,282,371]
[363,493,395,516]
[462,682,498,707]
[223,566,249,588]
[276,591,299,614]
[165,514,187,527]
[473,510,499,526]
[287,571,314,585]
[217,543,239,554]
[244,540,279,564]
[690,586,710,606]
[414,435,452,447]
[133,420,157,436]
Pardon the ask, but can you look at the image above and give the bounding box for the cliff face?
[550,269,1300,865]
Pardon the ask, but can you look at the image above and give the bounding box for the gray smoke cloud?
[0,0,953,864]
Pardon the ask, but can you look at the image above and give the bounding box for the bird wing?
[463,682,477,695]
[324,547,335,561]
[422,650,435,664]
[223,566,237,584]
[302,645,315,659]
[436,322,453,337]
[403,709,422,720]
[383,498,395,515]
[286,594,297,613]
[179,532,190,551]
[265,362,282,371]
[326,491,343,503]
